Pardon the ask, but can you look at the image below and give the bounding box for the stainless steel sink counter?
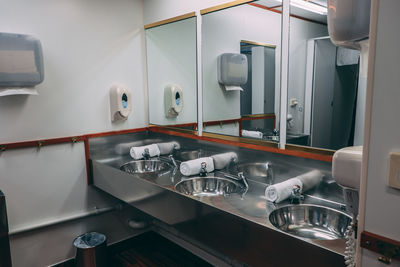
[90,131,348,266]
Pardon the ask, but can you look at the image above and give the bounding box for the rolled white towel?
[242,130,263,139]
[265,178,303,203]
[211,152,238,170]
[157,141,181,155]
[180,157,214,176]
[298,170,323,191]
[115,141,144,155]
[130,144,160,160]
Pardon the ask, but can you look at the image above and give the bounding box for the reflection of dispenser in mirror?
[217,53,247,91]
[164,84,183,118]
[110,84,132,122]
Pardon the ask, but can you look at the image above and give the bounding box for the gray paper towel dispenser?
[0,32,44,87]
[217,53,248,86]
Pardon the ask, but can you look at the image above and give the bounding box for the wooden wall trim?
[144,12,196,30]
[203,118,241,127]
[360,231,400,262]
[1,124,331,187]
[0,127,148,185]
[0,127,149,152]
[85,127,148,139]
[200,0,254,15]
[0,136,86,151]
[149,127,332,162]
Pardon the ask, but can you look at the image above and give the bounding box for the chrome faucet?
[168,155,178,168]
[199,162,208,177]
[237,172,249,190]
[224,172,249,190]
[142,148,150,160]
[290,185,303,204]
[224,172,249,198]
[225,157,238,173]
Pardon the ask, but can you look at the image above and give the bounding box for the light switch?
[388,152,400,189]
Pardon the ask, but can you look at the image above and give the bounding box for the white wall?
[0,0,146,143]
[143,0,233,24]
[361,0,400,265]
[0,144,120,232]
[147,17,197,125]
[0,0,146,265]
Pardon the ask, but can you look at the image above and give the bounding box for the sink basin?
[175,177,244,197]
[120,159,173,176]
[269,205,352,240]
[237,162,274,184]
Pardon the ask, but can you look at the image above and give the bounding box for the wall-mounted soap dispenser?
[164,84,183,118]
[109,84,131,122]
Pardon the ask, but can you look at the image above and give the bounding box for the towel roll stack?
[130,144,160,160]
[265,178,303,203]
[180,157,215,176]
[211,152,238,170]
[241,130,263,139]
[115,141,144,155]
[265,170,323,203]
[157,141,181,155]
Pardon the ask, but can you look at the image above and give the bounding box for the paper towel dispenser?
[327,0,371,49]
[0,32,44,87]
[217,53,248,91]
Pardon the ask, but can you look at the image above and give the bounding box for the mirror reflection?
[146,16,197,128]
[286,0,363,150]
[202,1,281,141]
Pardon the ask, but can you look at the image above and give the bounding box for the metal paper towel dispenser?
[327,0,371,49]
[217,53,248,87]
[0,32,44,87]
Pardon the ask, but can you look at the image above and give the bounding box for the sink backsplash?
[89,130,333,183]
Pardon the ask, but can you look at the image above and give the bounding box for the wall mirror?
[145,14,198,130]
[201,1,282,143]
[286,0,362,151]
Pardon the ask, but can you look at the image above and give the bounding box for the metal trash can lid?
[73,232,106,249]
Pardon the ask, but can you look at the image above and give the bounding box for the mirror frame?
[145,12,198,128]
[144,1,336,160]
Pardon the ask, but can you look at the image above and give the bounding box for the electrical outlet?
[388,152,400,189]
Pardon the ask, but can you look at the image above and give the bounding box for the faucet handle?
[142,148,150,159]
[168,154,178,167]
[199,162,207,177]
[237,172,249,189]
[290,185,303,204]
[292,185,301,194]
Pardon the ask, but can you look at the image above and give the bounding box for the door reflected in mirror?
[145,15,197,130]
[202,1,282,142]
[240,41,279,142]
[286,1,363,150]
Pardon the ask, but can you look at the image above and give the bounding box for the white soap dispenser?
[109,83,132,122]
[164,84,183,118]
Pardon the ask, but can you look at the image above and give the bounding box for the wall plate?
[388,152,400,190]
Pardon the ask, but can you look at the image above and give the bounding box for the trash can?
[73,232,108,267]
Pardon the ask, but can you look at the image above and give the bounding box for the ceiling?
[254,0,328,24]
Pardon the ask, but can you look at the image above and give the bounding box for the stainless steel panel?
[90,131,348,266]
